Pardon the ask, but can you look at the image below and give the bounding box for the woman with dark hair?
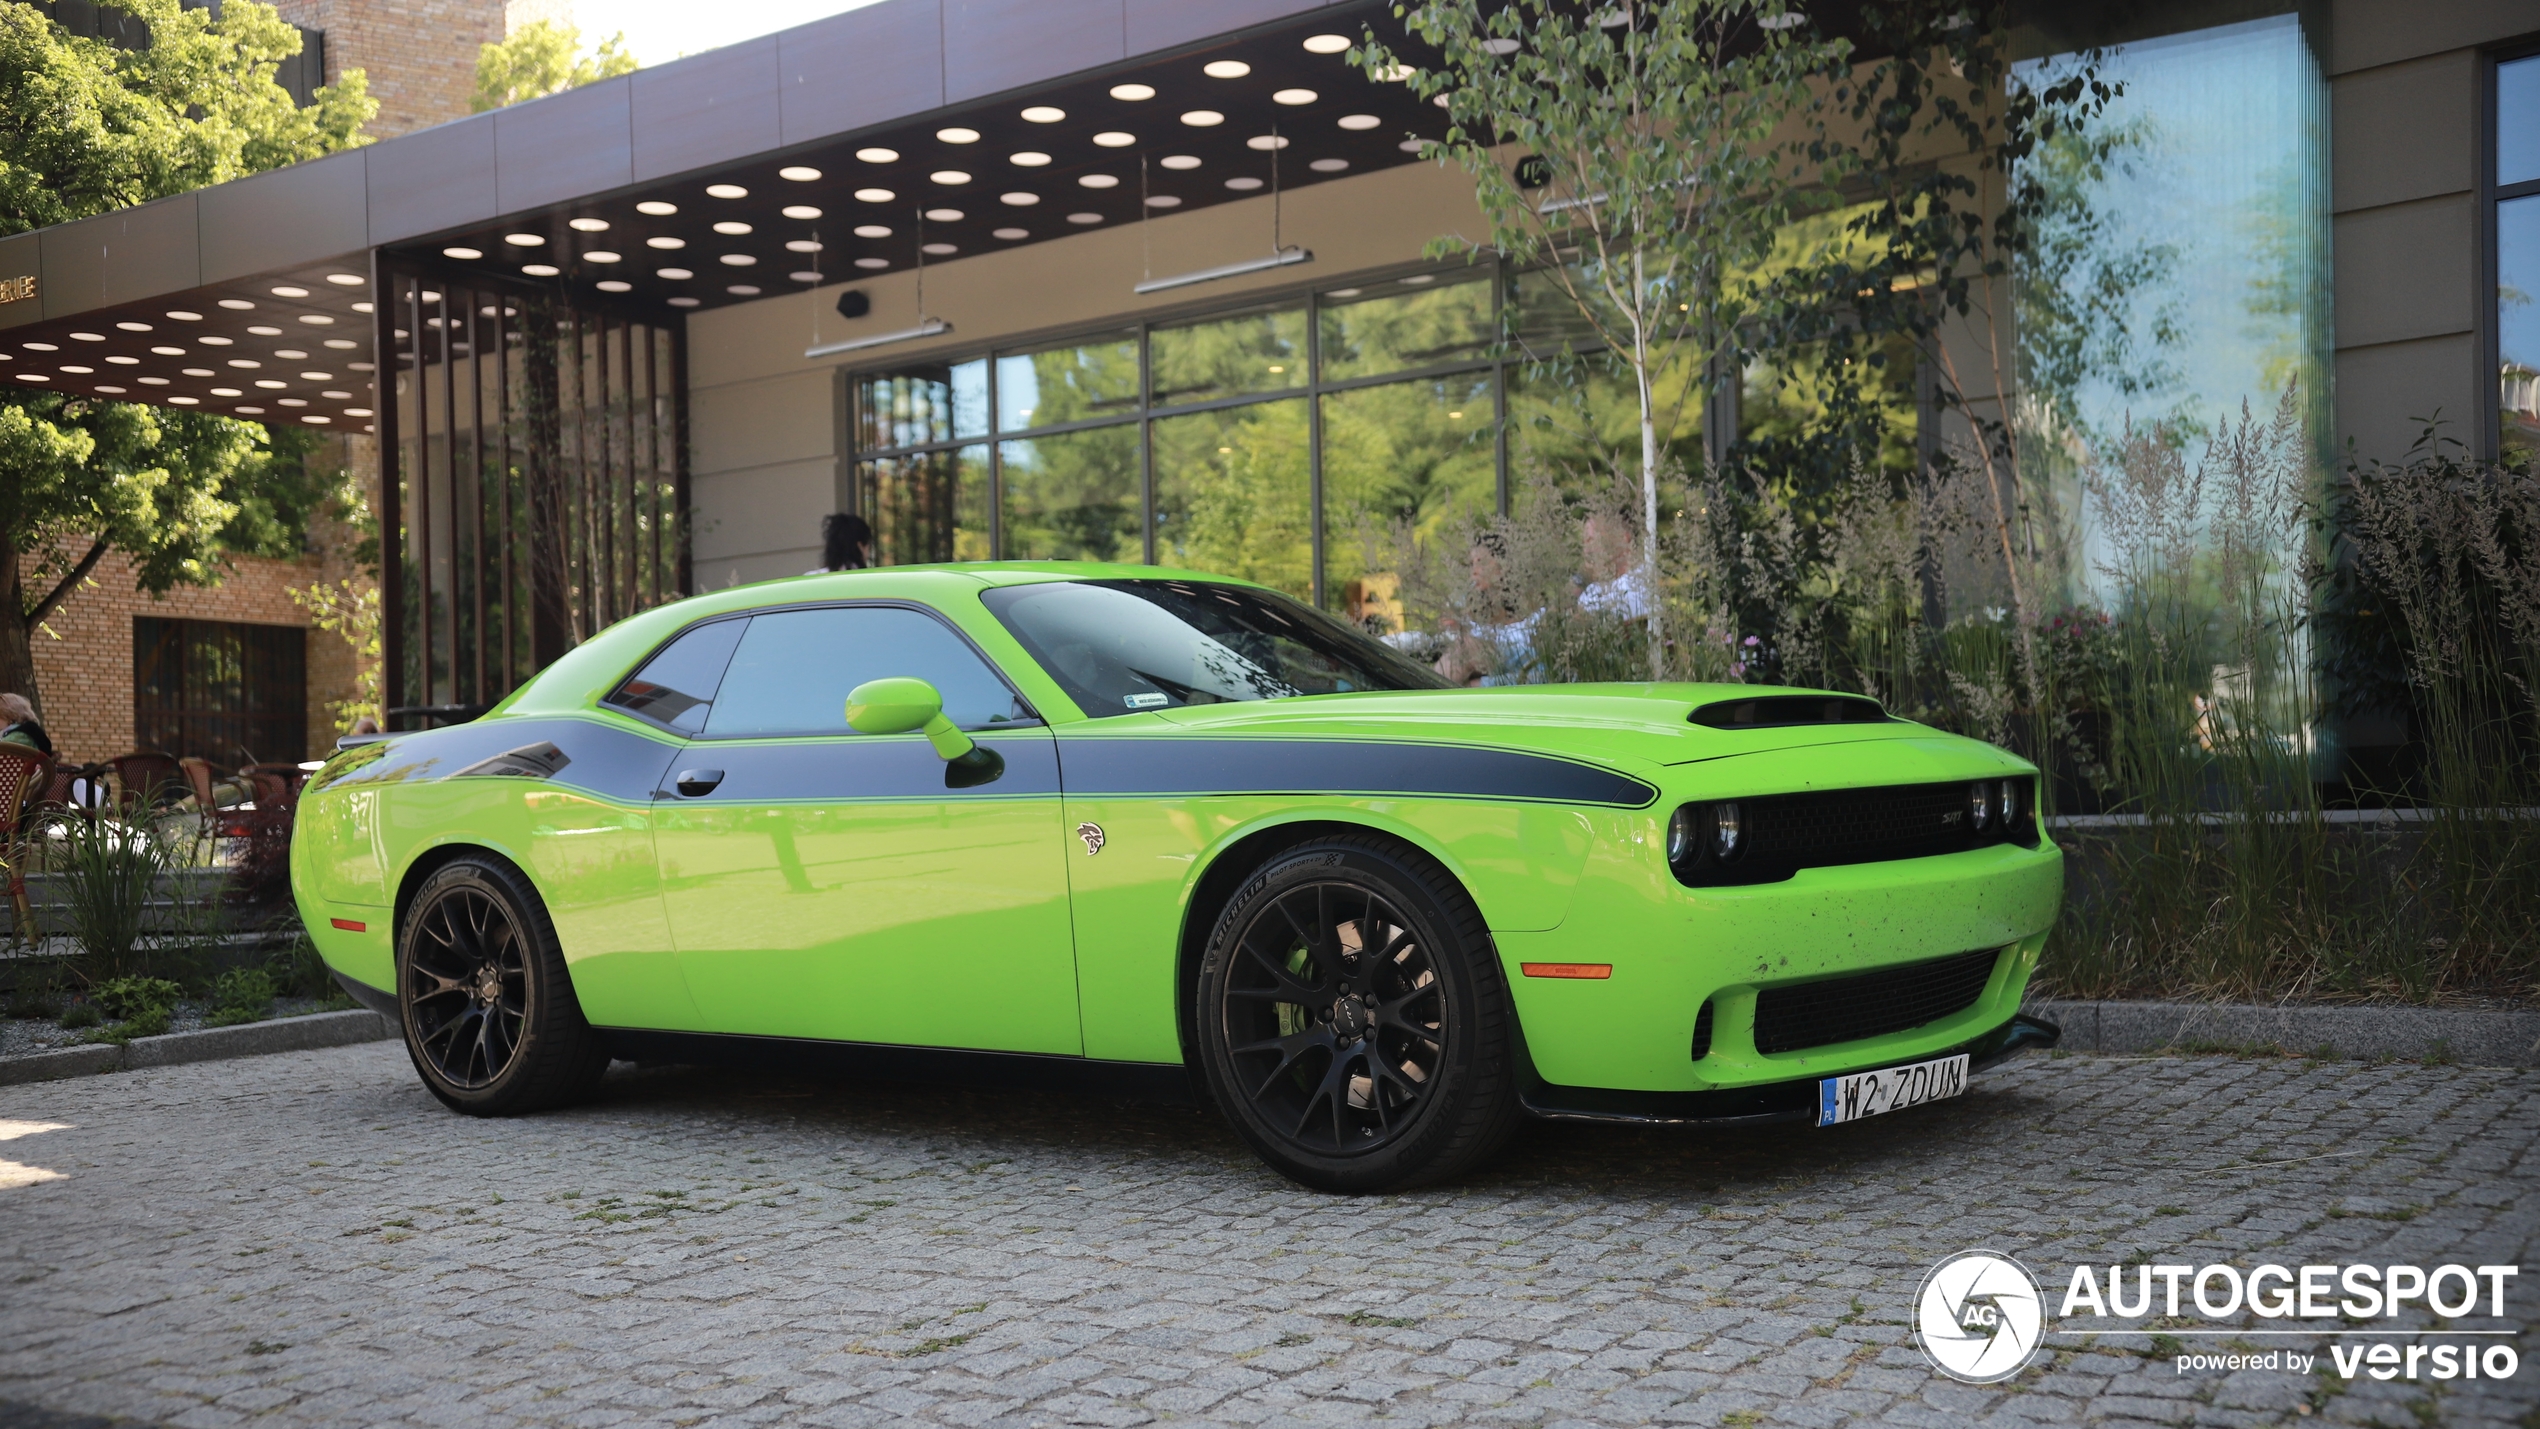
[815,513,876,572]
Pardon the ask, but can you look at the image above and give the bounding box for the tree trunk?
[0,536,36,716]
[1631,252,1664,681]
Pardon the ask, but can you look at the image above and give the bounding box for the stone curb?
[0,1010,394,1087]
[2028,999,2540,1068]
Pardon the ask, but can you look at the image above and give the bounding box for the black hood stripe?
[1056,738,1655,807]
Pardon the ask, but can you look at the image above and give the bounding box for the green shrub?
[49,817,176,980]
[94,976,184,1021]
[58,1001,100,1030]
[83,1005,171,1045]
[207,967,277,1027]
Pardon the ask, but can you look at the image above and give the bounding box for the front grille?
[1673,778,2035,886]
[1751,947,2003,1054]
[1689,999,1715,1061]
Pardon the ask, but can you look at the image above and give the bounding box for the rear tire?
[1195,834,1522,1193]
[397,855,609,1115]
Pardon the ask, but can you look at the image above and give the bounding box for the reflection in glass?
[1319,270,1494,382]
[1001,426,1142,563]
[1507,345,1704,492]
[1321,373,1498,621]
[2503,194,2540,462]
[855,359,986,450]
[859,445,990,565]
[2500,55,2540,188]
[1151,400,1311,598]
[1151,306,1307,408]
[996,334,1139,431]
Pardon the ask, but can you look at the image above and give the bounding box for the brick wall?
[266,0,522,138]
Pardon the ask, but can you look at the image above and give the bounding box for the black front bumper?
[1520,1012,2061,1126]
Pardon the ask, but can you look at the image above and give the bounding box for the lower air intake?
[1751,947,2003,1055]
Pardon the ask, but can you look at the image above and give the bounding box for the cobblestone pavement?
[0,1044,2532,1429]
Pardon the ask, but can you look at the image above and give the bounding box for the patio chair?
[104,751,185,813]
[0,743,45,937]
[240,762,307,810]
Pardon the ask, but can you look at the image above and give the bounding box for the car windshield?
[980,578,1449,718]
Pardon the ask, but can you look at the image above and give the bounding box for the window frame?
[598,600,1043,740]
[844,260,1511,605]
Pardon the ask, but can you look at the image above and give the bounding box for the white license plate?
[1817,1053,1969,1127]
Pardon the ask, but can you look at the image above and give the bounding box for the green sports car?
[292,563,2063,1191]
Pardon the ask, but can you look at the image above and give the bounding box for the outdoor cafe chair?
[0,743,45,936]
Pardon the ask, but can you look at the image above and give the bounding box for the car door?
[642,602,1081,1053]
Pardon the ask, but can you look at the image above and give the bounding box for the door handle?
[674,768,725,797]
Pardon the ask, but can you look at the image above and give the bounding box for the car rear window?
[603,615,746,734]
[980,578,1448,719]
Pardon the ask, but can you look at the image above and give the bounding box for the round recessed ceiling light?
[523,263,561,276]
[854,187,896,202]
[1145,195,1182,208]
[345,406,372,415]
[94,385,127,394]
[1399,138,1425,152]
[1226,176,1265,191]
[1067,212,1104,225]
[596,280,633,292]
[1000,191,1039,206]
[930,170,972,185]
[658,267,694,280]
[151,345,184,356]
[1160,154,1202,171]
[854,257,890,270]
[183,367,215,376]
[569,217,610,232]
[1092,131,1136,148]
[59,365,93,374]
[105,354,139,364]
[254,379,287,389]
[1181,110,1225,127]
[853,224,892,238]
[247,325,283,336]
[1109,83,1155,101]
[994,227,1029,240]
[1303,34,1351,54]
[1434,93,1452,108]
[1482,37,1522,54]
[785,239,822,253]
[1309,158,1350,172]
[584,250,623,263]
[21,341,56,351]
[165,311,202,321]
[923,207,964,222]
[298,370,330,381]
[668,296,701,307]
[444,245,484,260]
[1273,88,1317,105]
[1203,60,1251,78]
[326,272,365,286]
[271,285,310,297]
[648,236,686,249]
[1376,63,1417,81]
[138,376,169,385]
[782,204,823,220]
[706,183,749,198]
[637,200,678,215]
[115,320,151,332]
[303,414,332,424]
[1078,174,1120,189]
[1020,105,1065,123]
[727,284,762,296]
[199,335,233,346]
[211,386,242,396]
[789,270,822,283]
[855,147,899,164]
[1246,135,1291,150]
[921,243,957,256]
[324,338,357,349]
[936,126,981,144]
[1337,114,1381,131]
[68,331,103,341]
[719,253,757,266]
[1010,151,1052,167]
[167,394,198,404]
[12,373,49,382]
[779,165,822,181]
[504,233,545,246]
[713,220,753,235]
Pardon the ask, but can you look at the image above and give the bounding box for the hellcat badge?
[1076,821,1106,855]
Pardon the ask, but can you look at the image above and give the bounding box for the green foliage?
[47,816,175,980]
[472,19,636,112]
[58,999,100,1030]
[290,576,382,733]
[93,974,181,1020]
[207,965,275,1026]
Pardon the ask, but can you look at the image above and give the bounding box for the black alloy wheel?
[1196,835,1522,1193]
[397,856,609,1115]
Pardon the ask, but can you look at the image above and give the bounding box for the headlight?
[1713,801,1744,861]
[1999,777,2022,829]
[1968,781,1993,832]
[1667,805,1697,866]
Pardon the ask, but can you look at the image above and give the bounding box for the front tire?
[1195,835,1522,1193]
[397,855,608,1115]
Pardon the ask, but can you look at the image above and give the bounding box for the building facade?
[2,0,2536,763]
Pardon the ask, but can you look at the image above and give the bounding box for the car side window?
[603,616,749,734]
[700,605,1033,740]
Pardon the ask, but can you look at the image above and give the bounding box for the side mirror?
[844,677,1003,788]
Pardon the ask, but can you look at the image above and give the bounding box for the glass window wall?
[2498,52,2540,464]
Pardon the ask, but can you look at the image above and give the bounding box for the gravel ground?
[0,997,351,1060]
[0,1042,2532,1428]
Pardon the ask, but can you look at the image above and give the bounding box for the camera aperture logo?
[1917,1250,2047,1383]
